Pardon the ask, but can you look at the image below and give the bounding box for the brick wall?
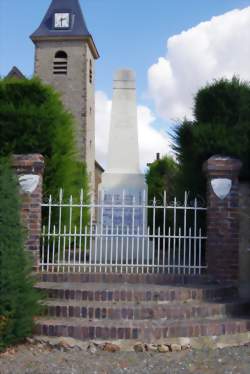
[203,156,242,282]
[12,154,44,270]
[239,182,250,297]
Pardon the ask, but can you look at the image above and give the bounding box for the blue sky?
[0,0,248,97]
[1,0,250,167]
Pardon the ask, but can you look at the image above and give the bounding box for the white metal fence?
[40,190,207,274]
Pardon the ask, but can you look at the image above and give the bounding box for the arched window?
[89,59,93,84]
[53,51,68,75]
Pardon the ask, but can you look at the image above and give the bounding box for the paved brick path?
[0,342,250,374]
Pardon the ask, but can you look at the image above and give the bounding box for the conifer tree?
[0,157,41,351]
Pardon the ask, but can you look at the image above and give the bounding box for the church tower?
[31,0,99,193]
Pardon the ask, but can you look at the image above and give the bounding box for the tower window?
[89,60,93,84]
[53,51,68,75]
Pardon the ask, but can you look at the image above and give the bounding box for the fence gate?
[40,190,207,274]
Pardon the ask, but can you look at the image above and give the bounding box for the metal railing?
[40,190,207,274]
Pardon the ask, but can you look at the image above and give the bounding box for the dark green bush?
[0,79,89,197]
[0,157,41,351]
[174,77,250,199]
[0,77,90,226]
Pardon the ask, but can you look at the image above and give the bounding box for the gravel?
[0,342,250,374]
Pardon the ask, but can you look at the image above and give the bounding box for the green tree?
[174,77,250,199]
[146,155,179,234]
[0,158,41,351]
[0,77,89,225]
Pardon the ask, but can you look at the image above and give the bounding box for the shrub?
[0,77,90,226]
[0,157,41,351]
[174,77,250,199]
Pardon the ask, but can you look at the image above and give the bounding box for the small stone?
[133,343,145,352]
[145,344,158,352]
[26,337,35,344]
[158,344,170,353]
[87,342,98,354]
[170,343,182,352]
[102,342,120,353]
[181,343,191,351]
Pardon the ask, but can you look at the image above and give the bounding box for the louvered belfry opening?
[53,51,68,75]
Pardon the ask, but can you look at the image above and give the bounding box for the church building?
[30,0,100,194]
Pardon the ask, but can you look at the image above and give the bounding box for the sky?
[1,0,250,169]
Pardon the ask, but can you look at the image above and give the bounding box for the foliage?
[146,155,179,232]
[0,157,41,351]
[0,77,90,225]
[174,77,250,199]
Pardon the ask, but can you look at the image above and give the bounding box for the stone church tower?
[31,0,99,193]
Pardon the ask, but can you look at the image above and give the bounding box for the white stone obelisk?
[101,69,146,193]
[97,69,150,263]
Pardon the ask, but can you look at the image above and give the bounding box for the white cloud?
[148,7,250,121]
[95,91,172,171]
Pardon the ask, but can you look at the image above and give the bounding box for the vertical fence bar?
[99,190,104,272]
[178,227,181,275]
[52,225,56,272]
[78,189,83,272]
[183,192,187,275]
[136,226,139,274]
[89,196,94,270]
[163,191,166,274]
[126,226,129,274]
[152,197,156,271]
[94,224,98,272]
[110,193,114,271]
[193,198,197,276]
[121,190,125,271]
[41,225,45,272]
[142,190,146,274]
[147,226,150,273]
[173,197,177,274]
[62,225,66,273]
[46,195,52,272]
[198,228,202,275]
[157,226,160,273]
[57,189,63,272]
[131,196,135,271]
[167,226,171,274]
[73,226,77,272]
[115,225,118,273]
[104,225,108,273]
[67,195,73,272]
[188,227,192,275]
[83,225,87,272]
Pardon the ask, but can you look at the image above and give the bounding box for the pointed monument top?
[31,0,99,58]
[114,69,136,81]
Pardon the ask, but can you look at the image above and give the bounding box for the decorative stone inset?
[18,174,40,194]
[211,178,232,200]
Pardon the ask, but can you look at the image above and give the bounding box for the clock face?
[54,13,70,29]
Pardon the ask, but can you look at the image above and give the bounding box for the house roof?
[6,66,26,80]
[30,0,99,58]
[95,161,104,172]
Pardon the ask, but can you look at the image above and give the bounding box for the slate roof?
[31,0,91,39]
[6,66,26,80]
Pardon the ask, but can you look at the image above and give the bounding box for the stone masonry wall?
[203,156,242,282]
[12,154,44,270]
[239,182,250,298]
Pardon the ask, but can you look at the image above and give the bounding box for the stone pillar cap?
[203,155,242,174]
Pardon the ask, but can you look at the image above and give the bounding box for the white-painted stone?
[98,69,151,262]
[18,174,40,194]
[211,178,232,200]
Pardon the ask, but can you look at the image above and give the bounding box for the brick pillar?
[203,156,242,282]
[12,154,45,270]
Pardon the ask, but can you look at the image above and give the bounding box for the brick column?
[12,154,45,270]
[203,156,242,282]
